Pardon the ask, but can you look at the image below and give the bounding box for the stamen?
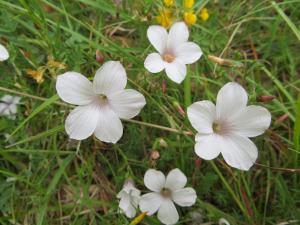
[160,188,172,198]
[163,54,175,63]
[212,123,222,133]
[98,94,108,105]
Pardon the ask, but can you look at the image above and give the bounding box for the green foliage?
[0,0,300,224]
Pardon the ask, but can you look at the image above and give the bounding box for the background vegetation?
[0,0,300,224]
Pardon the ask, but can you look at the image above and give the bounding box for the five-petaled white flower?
[117,179,141,218]
[0,44,9,61]
[187,82,271,170]
[56,61,146,143]
[0,95,21,119]
[144,22,202,84]
[139,168,197,225]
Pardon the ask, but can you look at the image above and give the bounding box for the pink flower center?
[163,53,175,63]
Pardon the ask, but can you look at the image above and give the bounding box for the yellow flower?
[184,0,194,9]
[184,11,197,26]
[200,7,209,21]
[129,212,147,225]
[47,56,66,70]
[157,9,173,28]
[164,0,174,7]
[26,67,45,84]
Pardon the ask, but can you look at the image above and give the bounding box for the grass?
[0,0,300,224]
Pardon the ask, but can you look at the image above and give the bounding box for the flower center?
[163,54,175,63]
[212,122,222,133]
[160,188,172,198]
[98,94,108,105]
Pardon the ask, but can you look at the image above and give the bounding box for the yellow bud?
[200,7,209,21]
[184,12,197,26]
[129,212,147,225]
[156,9,173,28]
[184,0,194,9]
[164,0,174,7]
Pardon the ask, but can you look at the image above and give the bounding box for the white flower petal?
[229,105,271,137]
[0,95,20,117]
[144,53,165,73]
[174,42,202,64]
[167,22,189,51]
[157,199,179,225]
[195,134,221,160]
[219,218,231,225]
[221,134,258,171]
[139,192,163,215]
[172,187,197,207]
[94,105,123,143]
[147,25,168,54]
[0,44,9,61]
[56,72,95,105]
[165,168,187,191]
[125,203,137,218]
[93,61,127,95]
[187,100,216,134]
[216,82,248,121]
[165,60,186,84]
[144,169,165,192]
[109,89,146,119]
[65,104,99,140]
[119,193,130,211]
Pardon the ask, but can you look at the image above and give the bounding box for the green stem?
[184,66,191,108]
[210,161,249,220]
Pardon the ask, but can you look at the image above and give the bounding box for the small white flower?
[144,22,202,84]
[0,44,9,61]
[0,95,21,119]
[187,82,271,170]
[117,179,141,218]
[219,218,231,225]
[56,61,146,143]
[139,168,197,225]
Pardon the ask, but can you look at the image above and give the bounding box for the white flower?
[144,22,202,84]
[0,44,9,61]
[117,179,141,218]
[219,218,231,225]
[139,168,197,225]
[187,82,271,170]
[0,95,21,119]
[56,61,146,143]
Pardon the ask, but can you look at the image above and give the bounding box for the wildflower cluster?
[156,0,209,28]
[0,4,274,225]
[118,168,196,224]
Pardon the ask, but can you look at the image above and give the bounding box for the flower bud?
[173,101,186,116]
[95,50,105,64]
[275,113,289,124]
[184,0,194,9]
[184,12,197,26]
[150,150,160,160]
[256,95,275,102]
[164,0,174,7]
[159,138,168,148]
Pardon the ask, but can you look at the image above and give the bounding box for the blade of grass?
[9,94,59,137]
[271,1,300,42]
[37,154,75,225]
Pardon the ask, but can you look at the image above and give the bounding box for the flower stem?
[210,161,250,220]
[0,86,192,135]
[184,66,191,108]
